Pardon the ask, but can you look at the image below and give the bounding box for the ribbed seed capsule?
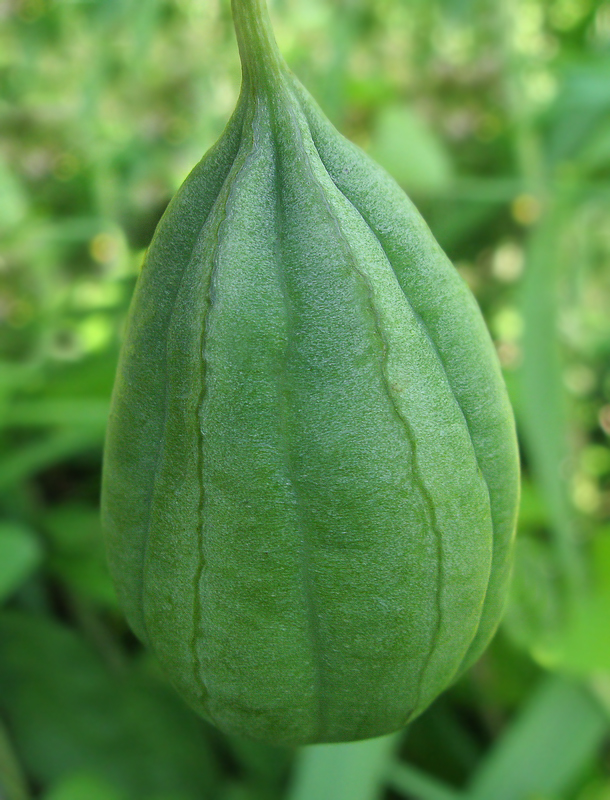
[102,0,520,746]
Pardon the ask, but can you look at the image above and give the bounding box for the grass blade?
[467,676,608,800]
[287,734,399,800]
[387,761,464,800]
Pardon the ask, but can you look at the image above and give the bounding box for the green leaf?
[0,717,31,800]
[551,530,610,674]
[502,537,565,664]
[0,612,219,799]
[287,735,400,800]
[1,400,110,429]
[0,429,105,491]
[516,478,550,531]
[43,504,116,609]
[387,761,463,800]
[0,157,28,233]
[43,772,127,800]
[0,522,42,604]
[516,199,583,594]
[368,105,454,194]
[467,676,608,800]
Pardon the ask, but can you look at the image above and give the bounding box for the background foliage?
[2,0,610,797]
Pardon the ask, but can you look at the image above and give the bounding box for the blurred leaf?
[0,429,105,490]
[287,735,399,800]
[222,735,292,792]
[516,199,583,592]
[386,761,462,800]
[0,522,42,604]
[502,536,565,664]
[574,778,610,800]
[0,612,219,799]
[0,717,30,800]
[421,195,505,252]
[516,477,549,531]
[43,772,127,800]
[1,400,110,429]
[41,353,121,402]
[368,106,454,194]
[547,58,610,164]
[43,504,116,609]
[551,529,610,675]
[399,697,482,788]
[556,592,610,675]
[580,119,610,175]
[0,157,28,233]
[0,363,44,400]
[467,676,608,800]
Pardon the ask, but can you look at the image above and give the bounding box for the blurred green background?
[2,0,610,798]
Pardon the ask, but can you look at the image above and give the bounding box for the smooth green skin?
[101,0,520,746]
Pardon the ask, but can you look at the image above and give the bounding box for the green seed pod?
[102,0,519,746]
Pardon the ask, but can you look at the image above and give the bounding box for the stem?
[231,0,286,89]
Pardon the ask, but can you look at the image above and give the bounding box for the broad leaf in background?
[288,736,400,800]
[0,613,219,800]
[552,529,610,675]
[0,718,30,800]
[42,504,116,610]
[466,677,608,800]
[368,105,454,194]
[502,535,565,664]
[0,522,42,604]
[43,772,127,800]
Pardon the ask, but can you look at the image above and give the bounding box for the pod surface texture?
[101,0,520,746]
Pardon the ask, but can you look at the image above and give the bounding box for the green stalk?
[231,0,286,90]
